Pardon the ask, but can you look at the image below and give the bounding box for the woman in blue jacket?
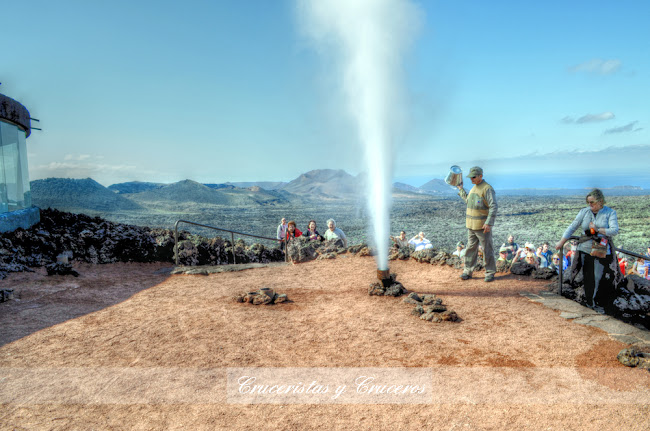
[555,189,621,310]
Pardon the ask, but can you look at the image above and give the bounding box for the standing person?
[323,219,347,248]
[456,166,498,282]
[276,218,288,250]
[555,188,620,310]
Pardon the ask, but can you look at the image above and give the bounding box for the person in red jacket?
[286,220,302,242]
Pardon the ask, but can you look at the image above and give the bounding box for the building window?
[0,120,32,212]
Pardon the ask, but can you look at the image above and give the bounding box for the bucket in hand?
[445,165,463,186]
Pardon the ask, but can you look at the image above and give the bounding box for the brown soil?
[1,256,649,430]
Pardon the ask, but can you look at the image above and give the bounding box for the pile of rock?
[286,237,351,263]
[403,292,459,323]
[233,287,288,305]
[0,288,13,303]
[617,344,650,370]
[387,246,410,261]
[509,262,536,276]
[553,272,650,329]
[367,273,459,324]
[175,237,284,266]
[407,248,477,271]
[45,262,79,277]
[0,208,286,278]
[368,273,407,297]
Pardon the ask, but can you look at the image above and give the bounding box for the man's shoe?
[484,276,495,282]
[460,273,471,280]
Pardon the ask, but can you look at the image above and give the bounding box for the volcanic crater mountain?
[419,178,457,195]
[31,178,143,212]
[107,181,164,194]
[280,169,361,199]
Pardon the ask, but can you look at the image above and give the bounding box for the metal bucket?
[445,165,463,186]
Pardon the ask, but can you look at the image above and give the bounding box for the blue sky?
[2,0,649,188]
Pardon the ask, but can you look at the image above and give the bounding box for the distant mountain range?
[31,169,649,214]
[130,179,293,207]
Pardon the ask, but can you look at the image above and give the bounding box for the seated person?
[562,242,573,263]
[285,220,302,242]
[390,231,409,249]
[502,234,519,261]
[549,252,568,273]
[624,256,634,275]
[497,246,510,263]
[541,242,553,262]
[513,242,534,264]
[452,241,466,257]
[524,251,538,268]
[632,257,648,279]
[477,245,484,262]
[616,252,626,275]
[537,246,549,268]
[565,241,577,263]
[408,232,433,251]
[323,218,347,247]
[496,246,510,271]
[304,220,323,241]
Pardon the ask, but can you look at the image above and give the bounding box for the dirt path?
[1,256,648,430]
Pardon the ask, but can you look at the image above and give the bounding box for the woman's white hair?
[326,218,336,227]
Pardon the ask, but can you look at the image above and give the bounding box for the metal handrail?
[174,219,282,266]
[558,235,648,295]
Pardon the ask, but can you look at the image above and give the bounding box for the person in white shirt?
[513,242,534,264]
[409,232,433,252]
[452,241,466,257]
[323,218,347,248]
[276,218,288,250]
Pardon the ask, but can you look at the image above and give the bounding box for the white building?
[0,92,39,232]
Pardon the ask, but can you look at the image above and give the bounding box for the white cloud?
[576,112,615,123]
[63,154,105,161]
[29,160,149,186]
[64,154,90,161]
[561,112,615,124]
[603,121,642,134]
[569,59,622,75]
[402,144,650,179]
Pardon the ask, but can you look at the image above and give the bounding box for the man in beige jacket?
[456,166,498,282]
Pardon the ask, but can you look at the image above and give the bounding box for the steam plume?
[297,0,420,270]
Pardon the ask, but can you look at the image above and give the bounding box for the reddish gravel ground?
[0,256,649,430]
